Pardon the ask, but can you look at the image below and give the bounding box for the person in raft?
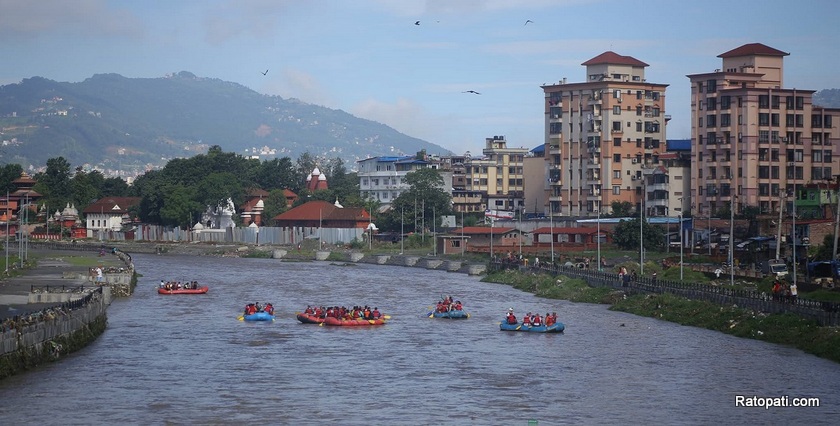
[505,308,517,325]
[264,303,275,315]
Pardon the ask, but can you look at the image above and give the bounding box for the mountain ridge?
[0,71,449,173]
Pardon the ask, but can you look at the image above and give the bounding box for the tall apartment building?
[688,43,840,218]
[542,52,669,217]
[463,136,529,214]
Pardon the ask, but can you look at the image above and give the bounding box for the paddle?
[237,315,244,321]
[382,315,391,319]
[428,311,435,318]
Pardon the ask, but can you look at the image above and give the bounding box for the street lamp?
[679,209,684,281]
[730,195,735,287]
[596,200,601,271]
[640,173,645,275]
[518,206,523,257]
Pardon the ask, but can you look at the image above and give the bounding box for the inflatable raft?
[430,310,470,319]
[322,317,385,326]
[499,322,565,333]
[242,311,275,322]
[158,286,209,295]
[296,312,325,324]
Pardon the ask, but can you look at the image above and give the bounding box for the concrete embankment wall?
[0,291,108,379]
[273,250,487,275]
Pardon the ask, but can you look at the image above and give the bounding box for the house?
[443,226,522,255]
[530,227,609,250]
[272,200,370,229]
[82,197,141,236]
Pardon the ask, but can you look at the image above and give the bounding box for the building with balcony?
[542,51,669,218]
[358,152,450,212]
[463,136,529,216]
[687,43,840,219]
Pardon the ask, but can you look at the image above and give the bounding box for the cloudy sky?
[1,0,838,157]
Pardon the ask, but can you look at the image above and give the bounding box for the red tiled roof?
[82,197,142,214]
[718,43,789,58]
[452,226,517,235]
[532,227,601,235]
[582,51,648,67]
[283,189,298,198]
[247,188,270,198]
[273,200,368,221]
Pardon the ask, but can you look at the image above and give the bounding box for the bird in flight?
[524,20,534,25]
[261,69,268,76]
[462,90,481,95]
[415,20,420,25]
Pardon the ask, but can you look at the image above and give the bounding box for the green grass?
[483,268,840,364]
[800,288,840,303]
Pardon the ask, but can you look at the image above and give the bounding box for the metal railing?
[489,261,840,326]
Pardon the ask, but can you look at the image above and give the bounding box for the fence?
[77,225,365,245]
[489,262,840,326]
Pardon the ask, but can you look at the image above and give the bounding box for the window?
[825,150,833,163]
[759,148,769,161]
[636,122,642,132]
[707,97,717,111]
[706,79,717,93]
[759,130,769,144]
[759,95,769,108]
[706,114,717,127]
[720,95,731,110]
[721,114,730,127]
[612,121,622,131]
[759,113,769,126]
[771,166,779,179]
[549,106,562,118]
[758,166,770,179]
[549,123,562,134]
[812,114,823,128]
[826,116,833,127]
[636,106,642,116]
[613,185,620,195]
[771,149,779,161]
[813,150,823,162]
[613,170,621,179]
[613,106,621,115]
[613,137,621,147]
[636,91,643,100]
[771,95,780,109]
[613,154,621,162]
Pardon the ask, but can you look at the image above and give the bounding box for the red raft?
[322,316,386,326]
[158,286,209,295]
[296,312,325,324]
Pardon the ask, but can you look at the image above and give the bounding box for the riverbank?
[482,269,840,364]
[0,247,125,379]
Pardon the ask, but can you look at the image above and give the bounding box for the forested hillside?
[0,72,447,173]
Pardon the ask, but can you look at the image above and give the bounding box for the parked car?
[761,259,789,278]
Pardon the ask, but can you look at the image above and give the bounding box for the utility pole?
[730,196,735,287]
[776,192,784,260]
[833,175,840,260]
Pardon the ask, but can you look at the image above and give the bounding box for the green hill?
[0,71,448,172]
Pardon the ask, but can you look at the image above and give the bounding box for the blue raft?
[499,321,564,333]
[242,311,275,322]
[430,310,470,319]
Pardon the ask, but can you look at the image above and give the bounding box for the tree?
[382,168,452,233]
[159,184,203,228]
[33,157,73,209]
[609,201,634,217]
[261,189,290,225]
[0,163,23,194]
[255,157,297,192]
[611,218,665,251]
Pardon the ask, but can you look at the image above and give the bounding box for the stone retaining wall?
[0,293,108,379]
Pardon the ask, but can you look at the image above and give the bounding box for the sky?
[1,0,839,158]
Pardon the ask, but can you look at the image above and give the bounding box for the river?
[1,254,838,425]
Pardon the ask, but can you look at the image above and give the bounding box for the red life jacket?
[522,315,531,325]
[506,314,517,324]
[532,315,542,326]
